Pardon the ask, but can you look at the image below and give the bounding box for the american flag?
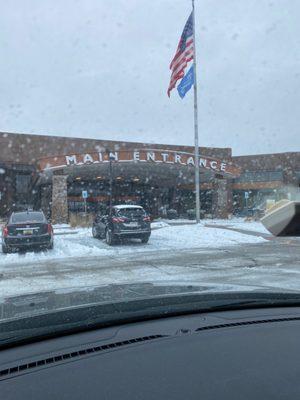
[168,12,194,97]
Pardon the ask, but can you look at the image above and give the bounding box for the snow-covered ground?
[2,219,300,300]
[0,219,267,268]
[203,217,270,235]
[155,217,270,234]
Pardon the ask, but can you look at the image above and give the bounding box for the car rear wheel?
[92,225,99,238]
[2,244,11,254]
[141,235,150,244]
[105,229,115,246]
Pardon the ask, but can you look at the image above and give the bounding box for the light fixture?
[132,177,140,182]
[96,176,103,180]
[75,176,81,181]
[116,176,123,180]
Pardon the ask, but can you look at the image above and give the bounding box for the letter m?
[66,155,77,165]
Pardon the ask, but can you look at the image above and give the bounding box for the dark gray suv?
[92,205,151,245]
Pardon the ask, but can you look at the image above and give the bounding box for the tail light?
[143,216,151,222]
[3,226,8,237]
[47,224,53,234]
[112,217,125,223]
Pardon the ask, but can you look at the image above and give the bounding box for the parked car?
[166,209,178,219]
[92,205,151,245]
[2,211,54,253]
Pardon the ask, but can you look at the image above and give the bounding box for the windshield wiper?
[1,291,300,349]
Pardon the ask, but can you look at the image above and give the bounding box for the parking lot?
[3,218,300,299]
[0,219,267,266]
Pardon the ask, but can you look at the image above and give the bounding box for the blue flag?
[177,65,194,98]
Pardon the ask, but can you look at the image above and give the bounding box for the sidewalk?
[204,223,273,240]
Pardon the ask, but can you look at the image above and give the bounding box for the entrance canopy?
[36,149,241,187]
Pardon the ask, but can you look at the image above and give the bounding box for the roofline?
[0,130,232,153]
[233,151,300,158]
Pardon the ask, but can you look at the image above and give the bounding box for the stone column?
[51,175,68,224]
[212,177,233,219]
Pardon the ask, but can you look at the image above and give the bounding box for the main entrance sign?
[37,149,241,176]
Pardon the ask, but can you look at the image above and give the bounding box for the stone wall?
[51,175,68,224]
[212,178,233,219]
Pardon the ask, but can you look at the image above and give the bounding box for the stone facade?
[212,178,233,219]
[51,175,68,224]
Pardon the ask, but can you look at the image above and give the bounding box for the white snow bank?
[52,224,71,229]
[151,221,170,229]
[157,218,196,225]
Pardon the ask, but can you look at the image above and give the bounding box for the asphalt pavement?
[1,233,300,298]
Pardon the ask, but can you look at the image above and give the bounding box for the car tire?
[2,244,10,254]
[105,229,115,246]
[47,241,54,250]
[141,235,150,244]
[92,225,99,238]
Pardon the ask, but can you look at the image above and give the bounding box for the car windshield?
[11,212,45,224]
[0,0,299,341]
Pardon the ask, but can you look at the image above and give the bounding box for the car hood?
[0,280,297,322]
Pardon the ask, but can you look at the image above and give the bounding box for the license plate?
[23,229,33,235]
[124,222,139,227]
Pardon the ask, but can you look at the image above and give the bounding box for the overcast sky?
[0,0,299,155]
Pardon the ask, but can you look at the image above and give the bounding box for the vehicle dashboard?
[1,306,300,399]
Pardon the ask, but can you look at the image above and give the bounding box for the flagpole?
[192,0,201,223]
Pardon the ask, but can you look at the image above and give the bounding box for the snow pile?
[157,218,196,225]
[53,224,71,229]
[151,221,170,230]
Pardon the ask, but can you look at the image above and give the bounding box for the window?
[11,212,45,223]
[234,171,283,183]
[16,174,31,194]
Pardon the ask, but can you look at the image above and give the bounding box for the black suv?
[92,205,151,245]
[2,211,54,253]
